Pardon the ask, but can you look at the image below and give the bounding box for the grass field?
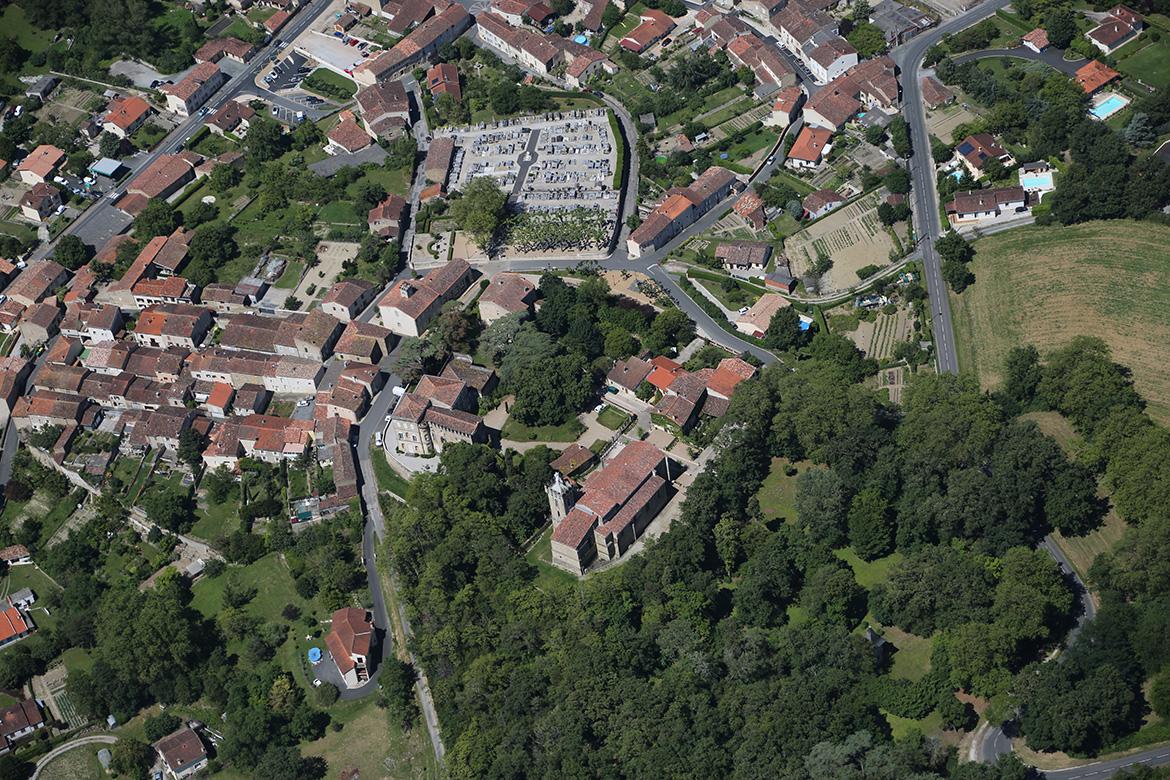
[596,406,630,430]
[835,548,903,589]
[274,260,305,289]
[950,221,1170,425]
[501,416,585,442]
[190,494,241,542]
[756,458,812,522]
[371,448,411,498]
[1117,38,1170,90]
[0,5,56,53]
[302,699,442,780]
[524,525,579,590]
[302,69,357,100]
[38,745,106,780]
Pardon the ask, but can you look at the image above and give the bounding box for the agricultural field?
[949,221,1170,425]
[784,192,900,292]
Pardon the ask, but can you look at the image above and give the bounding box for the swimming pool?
[574,34,589,44]
[1019,171,1054,190]
[1089,92,1130,120]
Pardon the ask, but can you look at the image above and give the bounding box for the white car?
[766,155,775,165]
[312,679,322,687]
[738,306,750,315]
[295,398,311,407]
[374,431,383,447]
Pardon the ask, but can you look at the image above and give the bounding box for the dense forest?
[384,331,1170,777]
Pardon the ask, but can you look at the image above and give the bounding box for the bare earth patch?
[785,191,897,292]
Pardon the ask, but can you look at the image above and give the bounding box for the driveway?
[953,44,1083,76]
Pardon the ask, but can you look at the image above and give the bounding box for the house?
[548,441,676,573]
[194,36,256,64]
[378,259,473,336]
[60,302,124,343]
[19,182,61,222]
[440,357,497,396]
[353,6,473,86]
[478,273,536,324]
[132,276,198,309]
[491,0,532,25]
[320,279,378,321]
[326,607,374,688]
[733,188,767,230]
[954,133,1015,178]
[627,166,737,258]
[725,33,797,94]
[126,153,197,201]
[205,382,235,418]
[24,76,58,103]
[316,378,371,422]
[207,101,255,137]
[619,9,676,54]
[475,12,563,75]
[920,76,954,108]
[946,186,1028,226]
[0,546,31,566]
[388,376,485,455]
[424,137,455,185]
[293,309,344,361]
[0,604,32,649]
[21,301,62,344]
[802,188,846,219]
[368,194,407,240]
[386,0,435,35]
[1086,4,1143,54]
[1075,59,1121,94]
[133,304,213,349]
[768,85,805,128]
[736,292,789,336]
[716,240,772,275]
[6,261,69,308]
[1022,27,1049,52]
[606,356,653,399]
[327,110,375,155]
[153,727,209,779]
[334,320,393,363]
[526,1,555,25]
[16,145,66,185]
[867,0,934,46]
[354,80,411,139]
[802,56,899,130]
[426,62,461,102]
[786,125,833,169]
[12,390,88,431]
[265,8,292,34]
[0,700,44,754]
[770,0,856,83]
[102,95,153,139]
[161,62,226,116]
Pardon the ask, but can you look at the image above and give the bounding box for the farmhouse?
[1085,4,1143,54]
[326,608,374,688]
[715,240,772,275]
[736,293,790,337]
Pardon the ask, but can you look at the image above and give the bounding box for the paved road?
[30,0,336,260]
[892,0,1014,375]
[953,45,1083,76]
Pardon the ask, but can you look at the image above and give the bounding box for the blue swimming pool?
[574,34,589,44]
[1090,93,1130,120]
[1020,171,1054,190]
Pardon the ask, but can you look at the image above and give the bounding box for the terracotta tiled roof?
[788,125,832,162]
[104,95,152,131]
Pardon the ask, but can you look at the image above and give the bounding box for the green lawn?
[131,123,169,150]
[524,525,579,590]
[607,3,648,42]
[370,447,411,499]
[302,69,358,100]
[0,5,56,53]
[1117,38,1170,90]
[274,260,305,289]
[3,566,62,632]
[191,553,309,626]
[885,708,943,740]
[221,17,256,41]
[834,548,904,589]
[888,629,934,682]
[61,647,94,677]
[270,400,295,417]
[190,495,241,542]
[596,406,630,431]
[247,6,278,23]
[317,201,362,225]
[701,98,758,130]
[37,745,106,780]
[501,416,586,442]
[347,165,412,198]
[302,697,442,780]
[756,457,812,522]
[950,221,1170,425]
[693,275,762,311]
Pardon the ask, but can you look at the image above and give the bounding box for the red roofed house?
[1075,59,1121,94]
[627,166,738,258]
[1086,4,1143,54]
[160,61,226,116]
[954,133,1015,179]
[368,194,408,240]
[265,8,292,34]
[786,125,833,169]
[733,187,767,230]
[769,84,804,128]
[327,110,374,155]
[1022,27,1049,53]
[194,36,256,64]
[153,726,208,779]
[102,95,154,139]
[803,188,846,219]
[620,9,676,54]
[16,145,66,185]
[0,699,44,754]
[548,440,677,573]
[126,153,197,201]
[354,80,410,139]
[920,76,954,109]
[378,259,473,336]
[326,607,374,688]
[0,603,33,649]
[426,62,461,102]
[478,272,536,324]
[320,278,378,321]
[19,183,61,223]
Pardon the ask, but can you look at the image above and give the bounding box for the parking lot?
[444,109,621,217]
[266,51,312,91]
[289,1,384,78]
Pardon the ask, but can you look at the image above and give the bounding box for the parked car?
[374,431,383,447]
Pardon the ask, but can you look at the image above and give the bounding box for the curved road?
[953,45,1082,76]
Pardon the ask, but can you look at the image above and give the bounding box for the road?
[953,45,1082,76]
[30,0,337,260]
[891,0,1014,375]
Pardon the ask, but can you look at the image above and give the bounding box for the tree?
[847,488,893,559]
[1044,8,1077,48]
[98,131,123,158]
[936,230,973,264]
[888,116,912,157]
[645,308,694,354]
[846,21,888,57]
[380,658,419,729]
[140,485,194,533]
[208,163,242,193]
[144,713,182,742]
[1150,667,1170,718]
[942,258,974,292]
[938,692,976,731]
[511,352,594,426]
[111,738,154,780]
[604,327,638,359]
[134,199,180,239]
[801,563,866,626]
[794,467,848,547]
[449,176,507,248]
[177,428,206,471]
[883,166,911,194]
[1001,345,1041,411]
[763,307,808,351]
[1123,113,1156,148]
[53,237,93,271]
[205,468,237,504]
[244,116,287,162]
